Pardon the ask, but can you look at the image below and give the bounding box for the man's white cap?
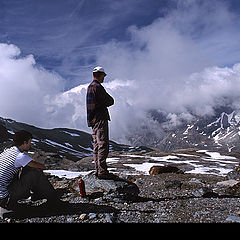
[93,66,107,75]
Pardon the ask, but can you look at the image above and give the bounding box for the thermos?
[78,179,86,198]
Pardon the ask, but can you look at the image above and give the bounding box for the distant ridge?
[0,117,152,161]
[127,107,240,153]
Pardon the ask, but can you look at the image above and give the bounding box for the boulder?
[70,174,140,201]
[226,170,240,181]
[149,165,184,175]
[226,164,240,180]
[214,180,240,197]
[192,187,219,198]
[216,179,239,187]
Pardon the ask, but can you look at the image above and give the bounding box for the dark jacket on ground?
[86,80,114,127]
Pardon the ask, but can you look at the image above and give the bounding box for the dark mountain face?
[0,117,93,160]
[0,124,12,146]
[0,117,151,161]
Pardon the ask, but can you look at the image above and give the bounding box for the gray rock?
[67,217,74,223]
[105,213,118,223]
[70,174,140,200]
[226,216,240,223]
[88,213,97,219]
[216,179,239,187]
[227,170,240,180]
[149,165,184,175]
[189,178,205,185]
[192,187,218,198]
[214,180,240,197]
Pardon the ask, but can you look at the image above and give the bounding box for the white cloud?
[0,43,64,126]
[92,0,240,142]
[1,0,240,146]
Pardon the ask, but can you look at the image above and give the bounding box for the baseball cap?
[93,66,107,76]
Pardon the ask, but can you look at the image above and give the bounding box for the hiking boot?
[97,172,119,180]
[31,193,43,202]
[0,207,13,219]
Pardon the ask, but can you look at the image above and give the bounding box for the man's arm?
[15,152,46,170]
[27,159,46,170]
[98,85,114,107]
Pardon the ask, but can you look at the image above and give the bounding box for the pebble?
[88,213,97,220]
[226,216,240,223]
[105,213,114,223]
[67,217,74,223]
[79,214,87,220]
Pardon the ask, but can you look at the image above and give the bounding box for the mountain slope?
[0,117,151,161]
[2,107,240,163]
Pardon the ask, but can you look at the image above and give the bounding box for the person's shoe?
[31,193,43,202]
[97,172,119,180]
[0,207,13,219]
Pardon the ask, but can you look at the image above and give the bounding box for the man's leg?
[92,120,109,176]
[92,126,99,175]
[7,167,58,209]
[96,120,109,176]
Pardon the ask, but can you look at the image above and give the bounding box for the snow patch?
[44,170,92,179]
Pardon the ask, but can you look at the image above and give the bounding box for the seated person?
[0,130,61,215]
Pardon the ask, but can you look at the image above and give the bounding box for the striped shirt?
[0,146,32,199]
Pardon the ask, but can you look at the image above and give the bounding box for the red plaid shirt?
[86,80,114,127]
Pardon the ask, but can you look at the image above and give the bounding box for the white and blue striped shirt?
[0,146,32,199]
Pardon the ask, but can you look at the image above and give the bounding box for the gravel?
[1,172,240,223]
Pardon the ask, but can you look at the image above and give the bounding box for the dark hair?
[13,130,33,147]
[93,72,106,78]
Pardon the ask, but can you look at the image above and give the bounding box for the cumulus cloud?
[1,0,240,146]
[47,62,240,145]
[0,43,65,126]
[92,0,240,143]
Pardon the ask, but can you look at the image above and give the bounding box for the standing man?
[86,66,116,180]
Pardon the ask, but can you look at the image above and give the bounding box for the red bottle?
[78,179,86,198]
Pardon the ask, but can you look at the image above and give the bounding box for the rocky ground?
[1,149,240,223]
[1,172,240,223]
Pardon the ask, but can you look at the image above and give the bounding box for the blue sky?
[1,0,240,141]
[1,0,240,90]
[0,0,170,89]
